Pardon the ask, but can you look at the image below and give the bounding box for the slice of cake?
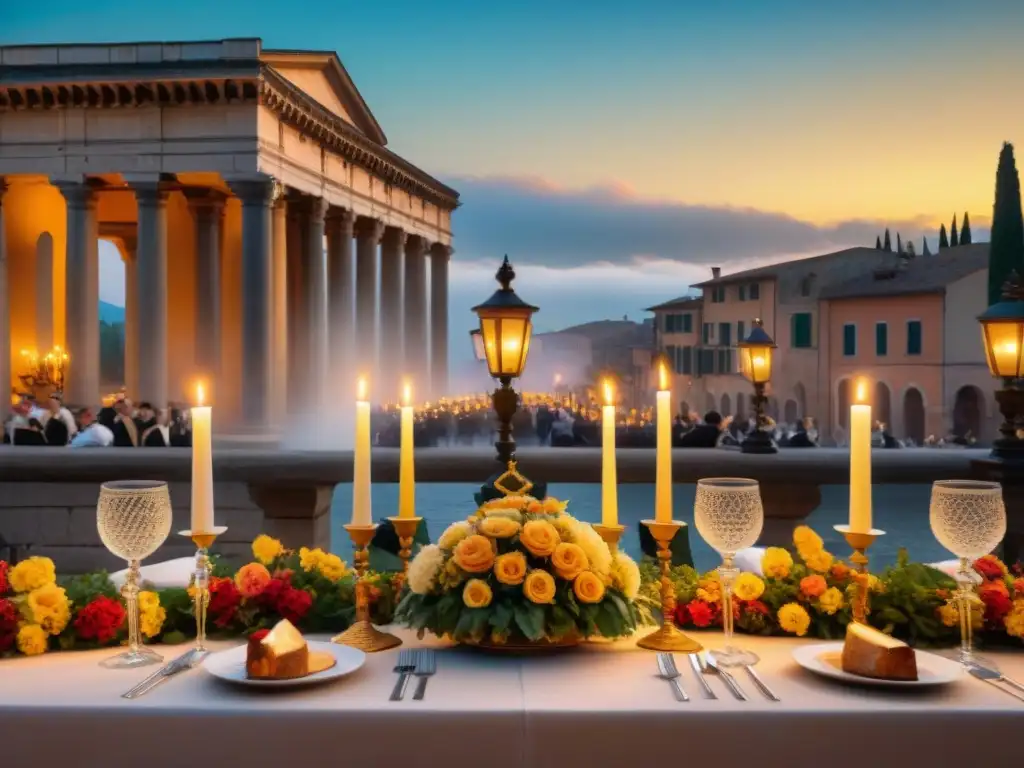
[841,622,918,681]
[246,619,310,680]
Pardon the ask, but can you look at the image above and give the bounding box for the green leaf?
[593,602,622,638]
[514,602,545,640]
[490,603,513,633]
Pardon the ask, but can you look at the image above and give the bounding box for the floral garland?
[0,535,399,657]
[657,525,1024,647]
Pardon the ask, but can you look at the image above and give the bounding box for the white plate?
[205,641,366,688]
[792,642,963,688]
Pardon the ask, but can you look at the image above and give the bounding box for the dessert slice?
[841,622,918,681]
[246,619,310,680]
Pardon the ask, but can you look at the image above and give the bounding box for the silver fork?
[389,649,417,701]
[688,653,717,699]
[656,653,689,702]
[412,649,436,701]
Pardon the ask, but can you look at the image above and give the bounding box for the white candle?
[849,380,872,533]
[601,379,619,527]
[655,363,672,524]
[398,381,416,519]
[352,377,373,527]
[190,383,215,533]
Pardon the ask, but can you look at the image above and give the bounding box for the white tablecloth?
[0,628,1021,768]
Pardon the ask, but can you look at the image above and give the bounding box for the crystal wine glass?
[694,477,764,667]
[97,481,173,668]
[929,480,1006,668]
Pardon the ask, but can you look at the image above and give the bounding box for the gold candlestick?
[834,525,885,625]
[637,520,702,652]
[388,516,422,592]
[592,523,625,553]
[332,524,402,652]
[179,526,227,654]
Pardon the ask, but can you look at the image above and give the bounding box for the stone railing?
[0,446,1010,572]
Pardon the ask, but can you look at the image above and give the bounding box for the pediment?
[261,50,386,146]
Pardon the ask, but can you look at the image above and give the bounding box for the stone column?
[0,180,9,406]
[121,237,139,399]
[132,179,170,408]
[403,235,428,395]
[55,179,100,406]
[271,193,288,427]
[380,226,406,395]
[326,208,355,387]
[185,189,225,382]
[429,242,451,399]
[354,216,384,380]
[286,201,308,409]
[230,176,276,433]
[304,197,329,409]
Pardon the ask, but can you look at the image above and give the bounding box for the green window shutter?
[737,320,746,342]
[750,283,760,300]
[791,313,811,348]
[739,285,746,301]
[843,324,856,356]
[876,323,888,356]
[907,321,922,355]
[719,322,731,347]
[682,313,692,333]
[682,346,692,374]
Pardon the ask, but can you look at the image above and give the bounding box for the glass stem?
[955,557,975,667]
[719,557,738,647]
[194,546,210,652]
[124,559,141,654]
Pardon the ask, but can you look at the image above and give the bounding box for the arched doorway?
[874,381,891,431]
[735,392,746,421]
[903,388,925,444]
[720,393,731,417]
[837,379,850,429]
[953,386,984,440]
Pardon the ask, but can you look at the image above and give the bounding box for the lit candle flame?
[603,379,614,406]
[357,377,368,401]
[855,379,866,403]
[658,361,668,391]
[402,381,412,407]
[196,383,205,406]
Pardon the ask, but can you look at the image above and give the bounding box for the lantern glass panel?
[981,320,1024,378]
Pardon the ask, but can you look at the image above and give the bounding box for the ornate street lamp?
[978,272,1024,460]
[469,329,486,362]
[738,318,778,454]
[472,256,541,500]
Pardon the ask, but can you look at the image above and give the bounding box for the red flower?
[276,586,313,624]
[272,568,294,583]
[686,600,715,628]
[743,600,770,616]
[980,581,1013,623]
[0,561,9,595]
[0,597,19,635]
[674,603,690,627]
[208,577,242,628]
[73,596,126,644]
[249,628,269,643]
[974,556,1005,581]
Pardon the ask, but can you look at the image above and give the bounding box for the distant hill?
[555,319,653,348]
[100,301,125,325]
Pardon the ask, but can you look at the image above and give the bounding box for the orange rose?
[494,552,528,585]
[523,570,556,604]
[799,574,827,598]
[573,571,605,604]
[235,562,271,598]
[453,535,496,573]
[551,543,589,581]
[520,520,559,557]
[830,562,851,581]
[527,500,544,514]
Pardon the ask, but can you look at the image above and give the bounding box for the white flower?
[611,552,641,599]
[569,518,612,577]
[407,544,445,594]
[438,521,472,550]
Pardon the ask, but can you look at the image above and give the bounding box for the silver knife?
[705,654,747,701]
[122,649,202,699]
[688,654,717,699]
[969,665,1024,702]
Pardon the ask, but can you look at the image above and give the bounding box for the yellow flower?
[696,576,722,604]
[251,535,284,565]
[804,549,834,573]
[138,591,166,638]
[610,552,642,599]
[453,535,496,573]
[542,497,567,514]
[793,525,823,554]
[298,547,348,581]
[520,520,560,557]
[27,583,70,635]
[761,548,793,579]
[573,571,606,604]
[494,552,528,585]
[478,516,521,539]
[733,573,765,602]
[778,602,811,636]
[9,556,56,593]
[523,570,556,604]
[463,578,493,609]
[526,499,544,514]
[938,601,960,628]
[16,624,48,656]
[551,543,589,581]
[1004,599,1024,638]
[439,521,473,549]
[818,587,844,615]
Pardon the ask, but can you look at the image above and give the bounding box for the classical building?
[0,38,458,434]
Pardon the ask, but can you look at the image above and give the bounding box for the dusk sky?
[3,0,1021,338]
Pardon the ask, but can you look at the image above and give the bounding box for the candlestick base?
[636,519,702,653]
[592,523,625,552]
[388,516,422,592]
[834,525,886,625]
[178,527,228,654]
[332,524,402,652]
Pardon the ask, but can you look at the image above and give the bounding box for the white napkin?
[109,557,195,590]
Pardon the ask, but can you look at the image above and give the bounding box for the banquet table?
[1,628,1022,768]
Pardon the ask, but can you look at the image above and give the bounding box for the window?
[698,349,715,376]
[738,285,747,301]
[875,322,888,356]
[682,313,693,333]
[664,344,677,372]
[737,320,746,343]
[718,322,732,347]
[791,313,812,348]
[907,320,922,355]
[681,346,692,375]
[799,276,813,297]
[843,324,857,356]
[749,283,760,300]
[717,349,730,374]
[702,323,712,344]
[710,286,726,303]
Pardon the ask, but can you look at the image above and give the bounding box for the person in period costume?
[134,402,156,435]
[14,417,47,445]
[141,409,172,447]
[111,399,140,447]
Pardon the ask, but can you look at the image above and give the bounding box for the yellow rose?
[804,549,834,573]
[733,573,765,602]
[16,624,48,656]
[314,552,347,581]
[761,547,793,579]
[139,591,166,638]
[251,534,284,565]
[778,602,811,636]
[27,583,70,635]
[793,525,823,553]
[9,556,56,593]
[551,543,589,581]
[520,520,560,557]
[523,570,556,604]
[494,552,528,585]
[938,601,960,628]
[454,535,496,573]
[478,516,521,539]
[463,578,493,608]
[818,586,844,615]
[573,571,606,604]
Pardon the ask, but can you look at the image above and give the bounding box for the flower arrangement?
[394,495,646,647]
[654,525,1024,647]
[0,536,399,657]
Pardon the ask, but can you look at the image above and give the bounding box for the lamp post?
[472,256,542,501]
[978,272,1024,460]
[738,318,778,455]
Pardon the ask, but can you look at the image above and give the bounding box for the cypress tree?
[875,235,882,250]
[960,211,972,244]
[897,232,903,253]
[939,223,949,249]
[883,228,892,252]
[988,142,1024,304]
[950,214,959,247]
[923,236,931,256]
